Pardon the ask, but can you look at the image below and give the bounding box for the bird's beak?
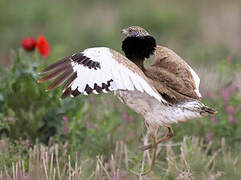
[120,29,128,35]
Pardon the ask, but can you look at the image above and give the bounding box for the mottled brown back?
[144,46,201,104]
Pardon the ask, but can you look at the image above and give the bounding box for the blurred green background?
[0,0,241,179]
[2,0,241,62]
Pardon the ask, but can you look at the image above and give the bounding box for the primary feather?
[39,47,167,104]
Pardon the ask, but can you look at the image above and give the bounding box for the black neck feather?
[121,35,156,61]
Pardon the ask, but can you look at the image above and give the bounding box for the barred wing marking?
[38,47,166,103]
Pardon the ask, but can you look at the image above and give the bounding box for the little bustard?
[38,26,216,175]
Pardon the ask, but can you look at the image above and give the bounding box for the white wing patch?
[188,65,201,98]
[39,47,166,103]
[76,47,166,103]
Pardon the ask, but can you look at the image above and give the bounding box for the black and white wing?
[38,47,166,103]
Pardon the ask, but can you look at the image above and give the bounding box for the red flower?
[36,35,50,58]
[22,38,36,51]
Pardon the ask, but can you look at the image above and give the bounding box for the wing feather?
[38,47,166,103]
[119,67,134,91]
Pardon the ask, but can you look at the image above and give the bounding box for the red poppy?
[36,35,50,58]
[22,38,36,52]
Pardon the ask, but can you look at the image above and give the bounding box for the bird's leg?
[141,134,158,176]
[140,127,173,151]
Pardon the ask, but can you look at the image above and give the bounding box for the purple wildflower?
[62,116,69,134]
[8,116,13,122]
[128,132,134,138]
[121,110,127,120]
[221,82,239,102]
[1,140,6,151]
[205,132,212,142]
[22,139,30,148]
[225,105,234,114]
[221,88,230,101]
[117,125,122,131]
[62,116,69,123]
[226,85,234,94]
[129,115,135,123]
[227,82,239,94]
[93,122,98,131]
[228,115,236,125]
[210,115,216,124]
[85,120,90,129]
[227,55,233,63]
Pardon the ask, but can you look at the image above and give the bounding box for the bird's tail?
[181,101,217,117]
[200,105,217,116]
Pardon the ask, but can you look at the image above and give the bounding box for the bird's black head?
[121,26,156,61]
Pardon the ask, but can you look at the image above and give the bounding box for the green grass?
[0,0,241,179]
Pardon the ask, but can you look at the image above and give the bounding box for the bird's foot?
[140,127,174,151]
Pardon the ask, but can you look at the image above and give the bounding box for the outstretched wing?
[38,47,166,103]
[145,45,201,103]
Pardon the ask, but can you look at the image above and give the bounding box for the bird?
[38,26,216,175]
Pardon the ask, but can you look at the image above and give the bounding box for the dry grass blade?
[2,137,241,180]
[1,143,88,180]
[42,154,49,180]
[96,155,111,180]
[205,148,222,170]
[124,144,129,170]
[55,144,61,180]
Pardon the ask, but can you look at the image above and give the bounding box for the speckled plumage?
[39,26,216,175]
[144,45,201,104]
[120,26,216,137]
